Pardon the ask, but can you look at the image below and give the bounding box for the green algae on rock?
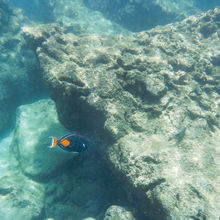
[23,8,220,219]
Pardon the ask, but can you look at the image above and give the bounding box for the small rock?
[104,205,135,220]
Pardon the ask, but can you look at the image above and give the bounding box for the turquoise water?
[0,0,220,219]
[0,132,13,174]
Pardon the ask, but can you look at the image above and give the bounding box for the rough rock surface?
[104,205,135,220]
[23,9,220,219]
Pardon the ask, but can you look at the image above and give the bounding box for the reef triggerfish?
[49,134,88,153]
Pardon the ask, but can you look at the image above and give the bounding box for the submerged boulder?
[23,9,220,219]
[10,99,73,180]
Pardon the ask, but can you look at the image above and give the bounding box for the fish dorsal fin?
[59,134,73,141]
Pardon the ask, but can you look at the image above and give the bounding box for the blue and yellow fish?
[49,134,89,153]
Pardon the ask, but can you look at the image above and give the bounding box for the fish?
[49,134,89,153]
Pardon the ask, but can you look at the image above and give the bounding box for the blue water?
[0,0,219,219]
[8,0,220,32]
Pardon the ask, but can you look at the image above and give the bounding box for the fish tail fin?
[48,137,58,148]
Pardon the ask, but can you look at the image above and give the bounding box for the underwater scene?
[0,0,220,219]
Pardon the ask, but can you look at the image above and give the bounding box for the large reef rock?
[23,9,220,219]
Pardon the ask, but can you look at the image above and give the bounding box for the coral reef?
[23,8,220,219]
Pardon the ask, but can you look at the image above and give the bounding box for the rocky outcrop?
[23,9,220,219]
